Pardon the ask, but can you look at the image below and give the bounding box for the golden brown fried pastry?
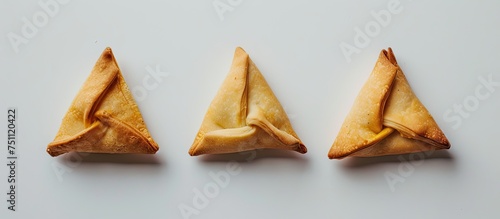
[329,48,450,159]
[189,47,307,156]
[47,47,159,157]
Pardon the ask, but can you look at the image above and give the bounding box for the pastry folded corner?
[329,48,450,159]
[189,47,306,156]
[47,47,159,157]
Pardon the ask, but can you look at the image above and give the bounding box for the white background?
[1,0,499,218]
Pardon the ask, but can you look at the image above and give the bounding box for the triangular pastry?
[189,47,307,156]
[329,48,450,159]
[47,47,159,157]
